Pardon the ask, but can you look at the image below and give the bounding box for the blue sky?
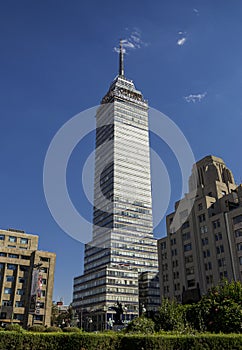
[1,0,242,304]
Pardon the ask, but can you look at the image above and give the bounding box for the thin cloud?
[177,37,187,46]
[193,8,199,15]
[184,92,207,103]
[113,29,148,54]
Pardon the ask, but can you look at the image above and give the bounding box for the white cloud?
[113,29,148,54]
[184,92,207,103]
[193,8,199,14]
[177,37,187,46]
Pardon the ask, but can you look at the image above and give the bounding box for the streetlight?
[88,317,93,332]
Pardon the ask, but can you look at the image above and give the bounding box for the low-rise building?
[0,228,55,327]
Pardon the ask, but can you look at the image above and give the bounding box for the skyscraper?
[73,42,160,330]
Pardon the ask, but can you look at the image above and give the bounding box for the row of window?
[3,287,46,296]
[0,252,30,259]
[0,263,48,273]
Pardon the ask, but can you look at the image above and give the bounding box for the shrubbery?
[45,326,63,332]
[62,326,81,332]
[125,315,155,334]
[28,325,46,332]
[5,324,24,332]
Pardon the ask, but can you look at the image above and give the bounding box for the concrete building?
[0,228,56,327]
[73,42,160,330]
[158,155,242,303]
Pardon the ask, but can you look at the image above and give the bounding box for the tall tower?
[73,42,160,330]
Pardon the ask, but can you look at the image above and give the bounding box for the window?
[215,232,223,241]
[9,236,17,243]
[4,288,12,294]
[42,278,47,285]
[8,254,19,259]
[185,255,193,264]
[20,238,28,244]
[198,203,203,211]
[200,225,208,234]
[233,215,242,225]
[13,314,24,321]
[186,267,194,275]
[203,249,210,258]
[172,249,177,256]
[0,263,3,269]
[7,264,16,270]
[187,279,195,287]
[202,237,209,246]
[6,276,15,282]
[0,312,7,319]
[218,258,226,267]
[17,289,24,295]
[160,242,166,250]
[181,221,190,230]
[18,277,25,283]
[198,214,206,223]
[237,243,242,251]
[41,290,46,297]
[2,300,11,306]
[41,267,48,273]
[239,257,242,265]
[20,255,30,260]
[40,257,49,262]
[216,245,224,254]
[0,235,5,240]
[20,265,28,272]
[173,271,179,279]
[184,243,192,252]
[35,315,43,321]
[0,252,7,257]
[170,238,176,245]
[8,245,16,248]
[182,232,191,241]
[15,301,24,307]
[213,220,221,229]
[235,229,242,238]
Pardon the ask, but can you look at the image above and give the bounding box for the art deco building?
[73,42,160,330]
[158,155,242,303]
[0,228,56,327]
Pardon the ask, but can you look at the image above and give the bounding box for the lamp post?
[88,317,93,332]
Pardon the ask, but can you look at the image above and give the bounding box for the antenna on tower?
[119,39,124,76]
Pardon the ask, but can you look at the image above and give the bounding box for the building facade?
[73,42,160,330]
[0,228,55,327]
[158,155,242,303]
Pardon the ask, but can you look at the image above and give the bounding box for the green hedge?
[0,332,241,350]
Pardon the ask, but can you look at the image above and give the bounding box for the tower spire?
[119,39,124,76]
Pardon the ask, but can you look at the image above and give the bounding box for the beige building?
[0,228,55,327]
[158,155,242,303]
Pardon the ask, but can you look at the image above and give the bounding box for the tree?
[154,298,185,332]
[197,280,242,333]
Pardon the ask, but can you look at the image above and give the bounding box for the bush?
[125,316,155,334]
[197,280,242,333]
[5,323,24,332]
[0,332,241,350]
[28,325,46,332]
[62,326,81,332]
[45,326,63,332]
[155,298,186,332]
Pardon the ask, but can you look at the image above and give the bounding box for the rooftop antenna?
[119,39,124,76]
